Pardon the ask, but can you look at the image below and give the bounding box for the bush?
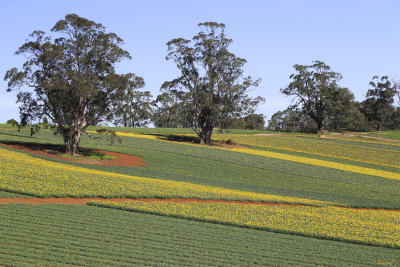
[6,119,19,126]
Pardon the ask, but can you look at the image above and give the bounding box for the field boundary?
[2,197,400,212]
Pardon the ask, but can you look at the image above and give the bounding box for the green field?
[1,127,399,208]
[1,204,398,266]
[0,124,399,265]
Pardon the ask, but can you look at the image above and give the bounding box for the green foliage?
[244,113,265,130]
[94,129,123,145]
[281,61,355,132]
[267,108,317,132]
[2,204,398,266]
[219,117,247,130]
[62,150,115,160]
[113,80,155,127]
[153,92,192,128]
[269,104,370,132]
[218,114,265,131]
[4,14,143,155]
[161,22,264,143]
[6,119,19,126]
[362,76,397,131]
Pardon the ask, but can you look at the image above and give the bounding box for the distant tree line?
[268,61,400,133]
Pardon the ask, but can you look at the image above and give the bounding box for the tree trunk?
[70,128,82,155]
[64,128,82,155]
[65,98,87,155]
[199,125,213,144]
[64,136,72,155]
[316,119,324,133]
[376,124,381,132]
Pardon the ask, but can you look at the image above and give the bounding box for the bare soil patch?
[0,142,146,167]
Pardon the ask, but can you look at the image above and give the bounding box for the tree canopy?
[161,22,264,143]
[361,76,396,131]
[5,14,144,154]
[281,61,354,132]
[113,80,154,128]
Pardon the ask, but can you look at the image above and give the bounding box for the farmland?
[3,204,399,266]
[91,201,400,248]
[0,124,400,265]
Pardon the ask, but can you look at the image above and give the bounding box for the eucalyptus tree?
[362,76,396,131]
[113,79,155,128]
[153,92,191,128]
[5,14,144,155]
[161,22,264,144]
[281,61,352,132]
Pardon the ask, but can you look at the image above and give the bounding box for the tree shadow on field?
[0,132,35,139]
[0,140,66,154]
[144,133,238,147]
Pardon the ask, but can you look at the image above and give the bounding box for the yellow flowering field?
[0,147,331,205]
[214,134,400,168]
[91,200,400,249]
[322,135,400,147]
[114,131,160,140]
[227,147,400,181]
[108,131,400,181]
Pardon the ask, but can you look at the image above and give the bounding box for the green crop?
[1,204,399,266]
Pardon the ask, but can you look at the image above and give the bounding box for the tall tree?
[162,22,264,144]
[325,88,367,131]
[267,108,316,132]
[244,114,265,130]
[4,14,143,155]
[281,61,350,132]
[153,92,191,128]
[113,77,155,128]
[361,76,396,131]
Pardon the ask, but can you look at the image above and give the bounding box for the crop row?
[214,134,400,168]
[226,147,400,181]
[91,201,400,249]
[0,190,26,198]
[110,131,400,181]
[0,146,330,206]
[1,204,399,266]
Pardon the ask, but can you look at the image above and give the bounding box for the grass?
[1,204,399,266]
[0,191,29,198]
[377,130,400,141]
[62,149,116,160]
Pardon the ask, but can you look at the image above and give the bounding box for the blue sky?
[1,0,399,124]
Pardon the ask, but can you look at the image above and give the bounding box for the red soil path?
[0,142,146,167]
